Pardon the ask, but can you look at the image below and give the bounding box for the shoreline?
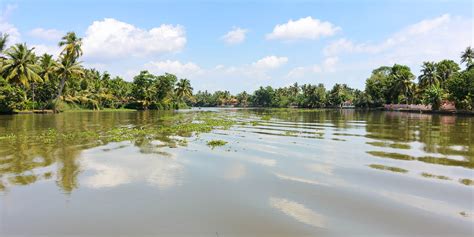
[380,108,474,116]
[2,107,473,116]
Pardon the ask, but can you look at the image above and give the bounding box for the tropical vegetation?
[0,32,193,113]
[193,47,473,111]
[0,30,472,113]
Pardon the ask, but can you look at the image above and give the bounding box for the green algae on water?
[207,140,228,148]
[459,178,473,186]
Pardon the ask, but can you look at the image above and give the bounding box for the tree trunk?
[32,83,35,110]
[56,77,67,100]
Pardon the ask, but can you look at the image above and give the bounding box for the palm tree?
[39,54,56,82]
[54,57,83,101]
[460,46,474,69]
[1,43,42,92]
[435,60,460,86]
[58,32,83,62]
[0,33,9,60]
[418,61,440,88]
[391,64,415,104]
[175,78,193,102]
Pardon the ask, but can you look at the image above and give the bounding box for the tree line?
[0,30,472,113]
[0,32,193,113]
[193,48,473,110]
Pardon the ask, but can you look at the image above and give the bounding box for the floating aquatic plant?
[206,139,228,148]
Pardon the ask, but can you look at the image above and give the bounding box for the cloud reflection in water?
[82,145,183,190]
[270,197,326,228]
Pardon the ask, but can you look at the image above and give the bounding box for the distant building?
[342,100,355,108]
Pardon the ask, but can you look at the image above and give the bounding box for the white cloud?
[323,38,357,56]
[0,4,17,20]
[142,56,290,93]
[29,28,64,41]
[144,60,203,77]
[0,21,19,43]
[252,55,288,69]
[266,16,340,41]
[221,27,248,45]
[286,56,338,78]
[323,14,472,66]
[322,56,338,72]
[286,66,307,78]
[31,44,61,57]
[82,18,186,60]
[0,4,20,44]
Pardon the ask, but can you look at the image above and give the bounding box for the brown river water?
[0,108,473,236]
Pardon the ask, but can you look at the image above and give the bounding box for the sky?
[0,0,472,93]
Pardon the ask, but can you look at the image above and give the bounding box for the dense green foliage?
[193,83,358,108]
[0,30,472,112]
[0,32,194,113]
[192,47,473,110]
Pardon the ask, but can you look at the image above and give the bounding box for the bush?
[49,99,70,112]
[422,85,445,110]
[446,69,474,110]
[0,82,26,113]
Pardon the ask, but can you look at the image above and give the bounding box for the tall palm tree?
[58,32,83,62]
[418,61,440,88]
[39,53,57,82]
[175,78,193,101]
[54,57,83,100]
[460,46,474,69]
[1,43,42,90]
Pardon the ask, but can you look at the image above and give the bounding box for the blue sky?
[1,0,472,93]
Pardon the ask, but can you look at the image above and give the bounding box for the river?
[0,108,473,236]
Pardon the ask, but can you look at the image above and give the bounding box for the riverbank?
[2,106,474,116]
[381,108,474,116]
[0,108,138,115]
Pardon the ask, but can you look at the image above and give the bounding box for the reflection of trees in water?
[55,146,82,193]
[1,109,473,193]
[0,110,185,193]
[365,112,473,162]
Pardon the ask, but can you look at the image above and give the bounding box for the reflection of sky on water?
[1,109,473,236]
[379,191,474,222]
[306,163,334,175]
[223,163,246,181]
[81,143,183,190]
[270,197,326,228]
[273,172,327,186]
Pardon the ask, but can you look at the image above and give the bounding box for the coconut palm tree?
[435,60,460,86]
[54,57,83,100]
[418,61,440,88]
[460,46,474,69]
[1,43,42,90]
[175,78,193,101]
[390,64,415,104]
[0,33,9,60]
[58,32,83,62]
[38,53,57,82]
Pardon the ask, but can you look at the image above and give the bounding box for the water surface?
[1,109,473,236]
